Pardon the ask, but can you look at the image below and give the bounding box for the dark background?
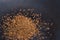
[0,0,60,40]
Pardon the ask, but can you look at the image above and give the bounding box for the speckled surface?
[0,0,59,40]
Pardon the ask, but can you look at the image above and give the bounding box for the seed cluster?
[2,14,39,40]
[1,8,56,40]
